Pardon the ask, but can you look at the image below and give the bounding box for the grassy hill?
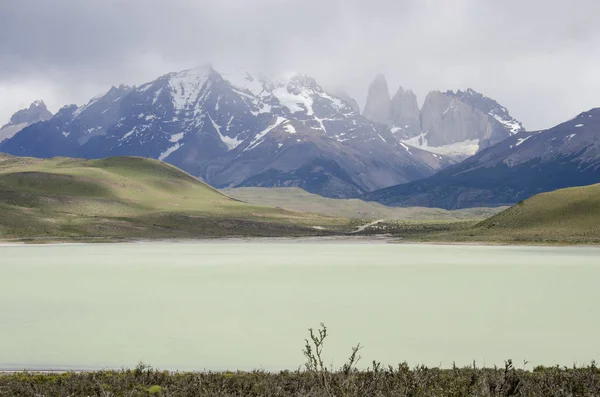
[474,183,600,243]
[395,183,600,244]
[0,155,349,241]
[224,187,504,221]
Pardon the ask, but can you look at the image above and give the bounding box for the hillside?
[224,187,504,220]
[474,183,600,243]
[0,155,349,241]
[389,183,600,244]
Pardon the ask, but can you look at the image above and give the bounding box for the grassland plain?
[0,155,352,241]
[224,187,505,221]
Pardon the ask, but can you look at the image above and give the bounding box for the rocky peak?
[362,74,392,126]
[0,100,54,143]
[390,87,420,139]
[416,89,524,155]
[5,100,53,127]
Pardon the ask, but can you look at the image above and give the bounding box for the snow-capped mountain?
[362,75,525,160]
[364,108,600,209]
[0,67,450,198]
[0,100,53,143]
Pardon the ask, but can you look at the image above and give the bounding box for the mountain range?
[0,67,452,198]
[1,67,597,208]
[364,108,600,209]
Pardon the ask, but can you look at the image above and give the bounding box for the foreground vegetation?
[2,325,599,396]
[0,155,351,241]
[4,363,600,397]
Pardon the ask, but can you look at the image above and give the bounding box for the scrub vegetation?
[1,324,599,396]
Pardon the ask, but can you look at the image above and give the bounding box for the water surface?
[1,240,599,370]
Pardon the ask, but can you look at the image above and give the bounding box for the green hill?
[0,155,348,241]
[474,183,600,243]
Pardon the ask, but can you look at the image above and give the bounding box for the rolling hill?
[396,183,600,244]
[0,155,349,241]
[474,183,600,243]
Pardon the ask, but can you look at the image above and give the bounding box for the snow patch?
[283,123,296,134]
[490,112,523,134]
[62,131,70,138]
[403,133,480,157]
[575,124,584,128]
[399,143,412,155]
[567,133,577,140]
[122,130,134,140]
[169,67,210,111]
[159,143,183,161]
[272,84,314,115]
[244,117,286,151]
[209,115,243,150]
[515,135,532,147]
[170,132,184,143]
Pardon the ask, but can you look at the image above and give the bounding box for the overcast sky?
[1,0,599,130]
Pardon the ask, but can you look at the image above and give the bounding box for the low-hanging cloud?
[1,0,599,130]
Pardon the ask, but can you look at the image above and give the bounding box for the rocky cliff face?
[419,90,494,147]
[390,87,420,139]
[417,89,524,151]
[362,74,392,126]
[361,75,525,160]
[0,100,53,143]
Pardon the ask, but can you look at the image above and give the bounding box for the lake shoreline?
[1,234,600,247]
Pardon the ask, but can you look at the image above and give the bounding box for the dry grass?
[224,187,505,221]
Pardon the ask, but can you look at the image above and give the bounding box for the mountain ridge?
[364,107,600,209]
[362,75,525,160]
[0,67,451,198]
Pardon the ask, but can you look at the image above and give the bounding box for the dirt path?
[350,219,385,234]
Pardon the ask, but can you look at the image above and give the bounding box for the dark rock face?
[1,68,449,198]
[0,100,53,143]
[364,108,600,209]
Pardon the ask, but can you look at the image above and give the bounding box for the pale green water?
[1,241,599,371]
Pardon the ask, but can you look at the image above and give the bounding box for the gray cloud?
[1,0,599,130]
